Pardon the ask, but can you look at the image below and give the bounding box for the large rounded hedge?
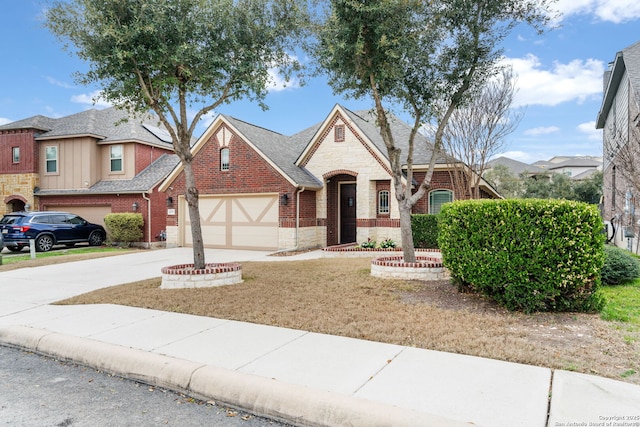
[438,199,604,313]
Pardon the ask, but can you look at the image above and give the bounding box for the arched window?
[429,190,453,214]
[220,147,229,171]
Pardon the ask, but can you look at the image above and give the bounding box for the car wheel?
[35,234,54,252]
[88,231,104,246]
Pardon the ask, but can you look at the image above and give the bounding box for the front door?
[340,183,356,244]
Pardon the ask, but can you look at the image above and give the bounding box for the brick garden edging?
[160,263,243,289]
[321,245,448,281]
[322,244,442,259]
[370,255,448,281]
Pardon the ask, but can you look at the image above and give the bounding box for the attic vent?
[216,127,232,147]
[335,124,345,142]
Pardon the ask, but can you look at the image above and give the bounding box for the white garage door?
[45,205,112,227]
[180,194,279,250]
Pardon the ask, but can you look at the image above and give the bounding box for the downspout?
[142,192,151,247]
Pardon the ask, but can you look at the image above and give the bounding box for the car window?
[50,215,68,224]
[1,215,24,225]
[67,215,85,225]
[31,215,52,224]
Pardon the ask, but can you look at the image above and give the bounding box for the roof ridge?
[224,115,284,136]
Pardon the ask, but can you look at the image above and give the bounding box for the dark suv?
[0,211,106,252]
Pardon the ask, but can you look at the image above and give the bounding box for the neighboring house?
[159,104,500,251]
[597,40,640,253]
[0,107,178,245]
[532,156,602,180]
[487,156,547,178]
[488,156,602,181]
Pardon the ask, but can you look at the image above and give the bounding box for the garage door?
[45,205,112,227]
[180,194,279,250]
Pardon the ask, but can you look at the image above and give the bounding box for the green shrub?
[104,213,144,246]
[438,199,605,313]
[601,245,640,285]
[412,214,439,249]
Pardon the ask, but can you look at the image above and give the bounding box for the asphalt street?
[0,345,290,427]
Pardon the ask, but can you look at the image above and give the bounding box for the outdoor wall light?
[166,196,173,207]
[132,202,139,212]
[281,193,289,205]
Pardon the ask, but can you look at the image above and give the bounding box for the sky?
[1,1,639,164]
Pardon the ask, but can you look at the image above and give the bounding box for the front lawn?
[56,257,640,385]
[601,278,640,326]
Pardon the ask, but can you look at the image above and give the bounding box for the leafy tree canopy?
[45,0,309,146]
[312,0,554,261]
[45,0,310,269]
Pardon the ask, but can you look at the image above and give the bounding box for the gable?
[162,120,297,194]
[297,106,393,181]
[160,115,322,192]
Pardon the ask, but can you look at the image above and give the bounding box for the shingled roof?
[0,107,174,149]
[161,103,462,192]
[223,116,324,189]
[221,105,448,188]
[488,156,546,176]
[344,108,447,165]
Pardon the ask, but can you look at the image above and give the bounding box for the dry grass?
[57,258,640,384]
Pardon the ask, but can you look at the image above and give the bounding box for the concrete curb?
[0,326,476,427]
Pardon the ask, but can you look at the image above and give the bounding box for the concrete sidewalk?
[1,248,639,426]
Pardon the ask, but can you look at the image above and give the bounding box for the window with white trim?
[110,144,123,172]
[45,146,58,173]
[220,147,229,171]
[378,190,390,214]
[12,147,20,163]
[429,190,453,214]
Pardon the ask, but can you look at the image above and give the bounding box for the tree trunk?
[399,199,416,262]
[182,160,206,269]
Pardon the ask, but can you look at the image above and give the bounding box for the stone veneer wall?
[370,255,448,281]
[165,225,179,248]
[0,173,39,215]
[278,226,323,250]
[160,263,243,288]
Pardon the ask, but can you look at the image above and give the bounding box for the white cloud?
[45,76,75,89]
[266,54,301,92]
[577,120,603,141]
[554,0,640,23]
[267,68,300,92]
[523,126,560,136]
[0,117,12,125]
[70,90,112,108]
[503,54,604,107]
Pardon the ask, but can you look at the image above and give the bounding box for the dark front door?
[340,183,356,244]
